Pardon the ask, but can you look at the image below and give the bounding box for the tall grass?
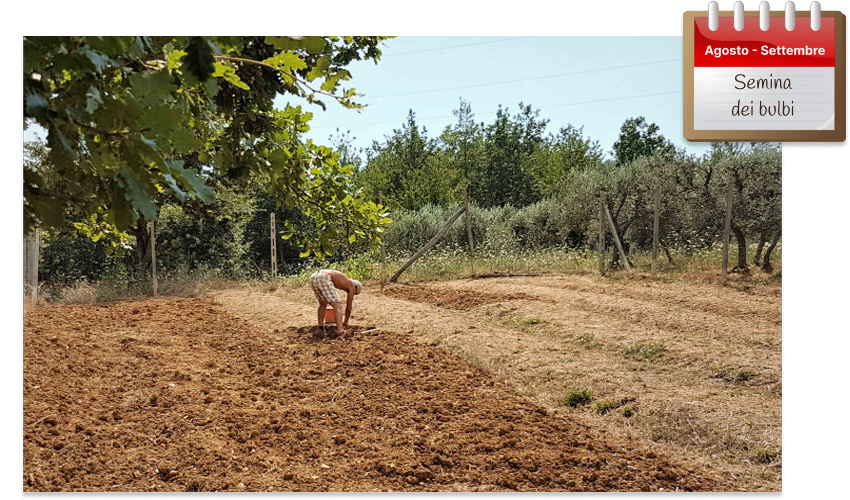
[369,241,780,284]
[48,268,260,304]
[43,240,780,304]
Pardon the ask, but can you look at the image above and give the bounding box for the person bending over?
[308,269,362,338]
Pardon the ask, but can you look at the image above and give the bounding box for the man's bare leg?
[317,299,328,328]
[330,301,345,336]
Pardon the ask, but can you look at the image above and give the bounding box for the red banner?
[694,16,835,67]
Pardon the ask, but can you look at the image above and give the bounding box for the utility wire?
[313,90,683,130]
[381,36,533,57]
[363,58,683,99]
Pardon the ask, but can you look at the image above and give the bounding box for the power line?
[363,58,683,99]
[381,36,533,57]
[540,90,682,110]
[313,90,683,130]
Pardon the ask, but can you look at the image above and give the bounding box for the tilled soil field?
[213,274,781,491]
[382,286,535,310]
[23,296,726,491]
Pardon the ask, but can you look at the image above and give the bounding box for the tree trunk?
[730,223,749,274]
[131,215,151,280]
[662,244,674,265]
[762,231,781,273]
[753,234,767,266]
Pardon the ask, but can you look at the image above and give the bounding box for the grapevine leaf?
[118,168,159,220]
[166,159,214,204]
[183,37,216,82]
[27,194,66,228]
[302,37,327,54]
[87,36,137,56]
[170,128,203,153]
[166,49,187,69]
[129,69,176,106]
[83,49,112,73]
[138,104,185,139]
[203,78,219,96]
[212,62,250,90]
[85,87,103,114]
[24,92,49,120]
[265,36,305,51]
[162,173,188,202]
[262,52,307,72]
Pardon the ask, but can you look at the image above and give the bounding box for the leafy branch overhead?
[23,36,392,257]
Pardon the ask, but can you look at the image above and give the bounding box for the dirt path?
[214,274,780,491]
[24,295,726,491]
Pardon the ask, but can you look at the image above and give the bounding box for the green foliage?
[593,400,618,415]
[470,104,548,208]
[360,100,611,212]
[23,35,393,259]
[563,388,593,407]
[39,222,128,291]
[356,110,459,210]
[525,124,603,197]
[612,116,676,165]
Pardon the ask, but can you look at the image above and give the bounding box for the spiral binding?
[760,1,771,30]
[811,1,822,30]
[707,1,822,32]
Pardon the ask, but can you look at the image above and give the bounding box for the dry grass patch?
[624,343,666,362]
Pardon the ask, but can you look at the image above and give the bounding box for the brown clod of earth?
[24,296,725,492]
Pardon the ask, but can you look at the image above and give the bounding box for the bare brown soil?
[24,296,726,492]
[382,286,535,310]
[214,274,781,491]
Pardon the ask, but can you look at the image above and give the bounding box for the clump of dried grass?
[635,401,782,469]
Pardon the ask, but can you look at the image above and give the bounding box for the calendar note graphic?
[684,6,845,142]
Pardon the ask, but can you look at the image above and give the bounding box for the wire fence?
[24,206,338,303]
[24,176,782,305]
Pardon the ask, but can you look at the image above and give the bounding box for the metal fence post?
[598,191,605,275]
[150,221,158,296]
[379,193,387,290]
[270,212,278,281]
[34,229,39,303]
[463,186,476,278]
[652,187,660,278]
[721,179,734,286]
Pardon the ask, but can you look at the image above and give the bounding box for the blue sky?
[284,36,712,159]
[25,36,711,158]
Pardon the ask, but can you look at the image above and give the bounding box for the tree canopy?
[23,36,391,257]
[612,116,676,166]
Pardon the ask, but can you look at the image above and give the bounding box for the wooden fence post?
[598,191,606,275]
[463,186,476,278]
[603,201,632,272]
[652,187,660,278]
[150,221,158,297]
[721,179,734,286]
[270,212,278,281]
[391,206,466,283]
[379,193,387,290]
